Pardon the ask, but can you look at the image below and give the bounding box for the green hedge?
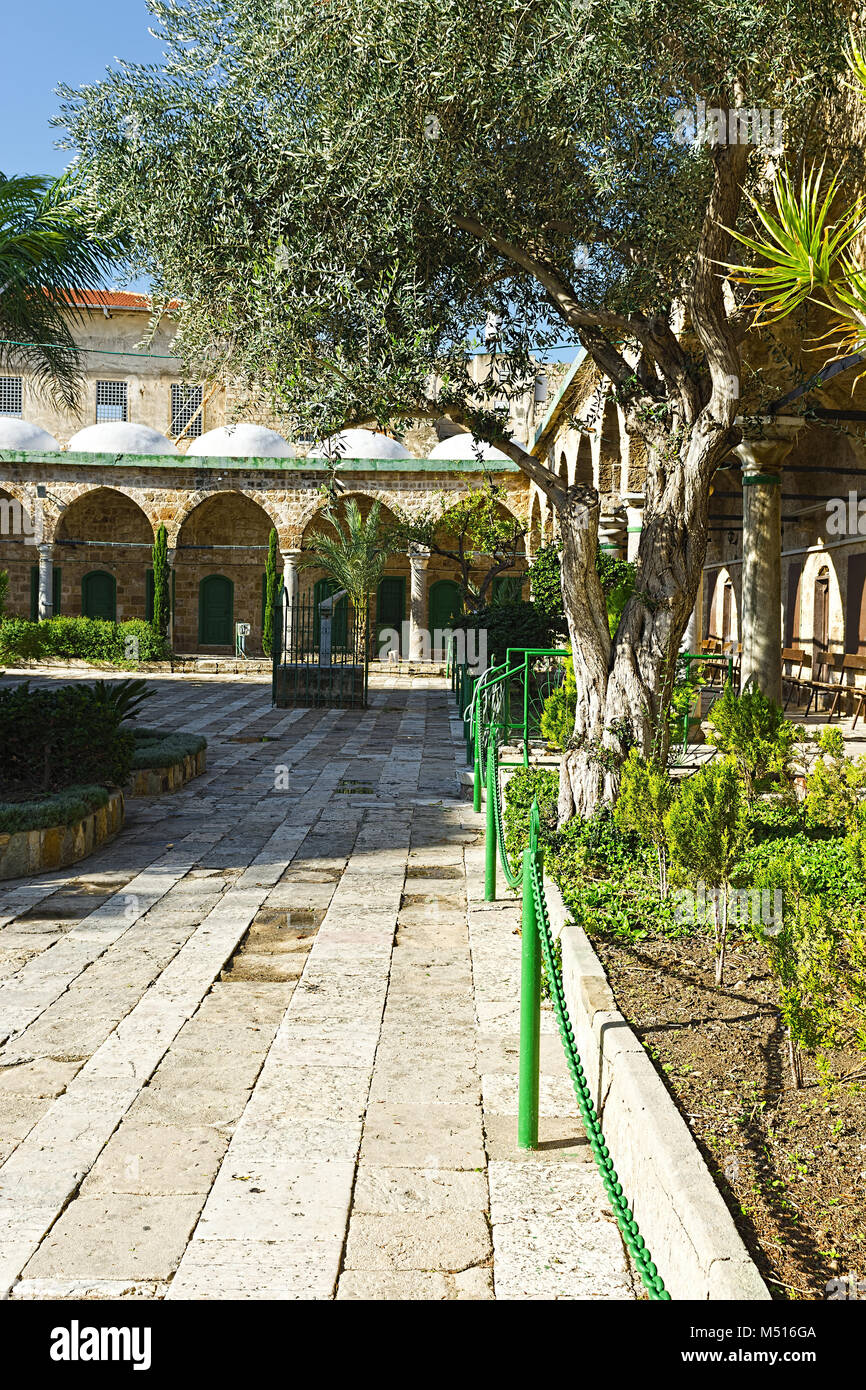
[130,728,207,770]
[0,784,110,835]
[0,683,133,798]
[0,616,169,665]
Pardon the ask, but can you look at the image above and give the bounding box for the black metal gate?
[271,588,369,708]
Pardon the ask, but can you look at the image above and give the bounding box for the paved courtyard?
[0,672,635,1300]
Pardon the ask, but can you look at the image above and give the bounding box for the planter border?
[546,875,771,1301]
[129,748,206,797]
[0,789,125,880]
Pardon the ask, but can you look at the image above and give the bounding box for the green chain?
[489,738,521,889]
[528,857,670,1300]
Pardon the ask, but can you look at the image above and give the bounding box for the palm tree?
[301,498,390,613]
[0,171,123,410]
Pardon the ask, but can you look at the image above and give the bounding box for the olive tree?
[60,0,849,816]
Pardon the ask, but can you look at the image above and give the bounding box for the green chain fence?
[455,648,671,1300]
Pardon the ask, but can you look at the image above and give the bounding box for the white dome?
[429,432,511,461]
[0,418,60,452]
[66,422,178,455]
[187,423,294,458]
[313,428,412,460]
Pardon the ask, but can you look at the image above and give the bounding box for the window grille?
[0,377,23,416]
[96,380,128,422]
[170,383,204,438]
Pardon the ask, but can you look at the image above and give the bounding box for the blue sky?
[0,1,161,178]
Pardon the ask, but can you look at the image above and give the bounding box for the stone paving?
[0,671,634,1300]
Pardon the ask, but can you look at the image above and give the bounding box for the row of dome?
[0,418,512,462]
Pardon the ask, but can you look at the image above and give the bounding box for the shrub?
[527,543,566,633]
[0,784,110,834]
[597,554,636,637]
[706,680,801,802]
[0,616,169,665]
[613,750,674,896]
[456,599,551,666]
[130,727,207,770]
[0,569,8,617]
[804,727,866,830]
[0,683,133,797]
[664,758,749,985]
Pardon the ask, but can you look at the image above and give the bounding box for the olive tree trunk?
[557,415,739,822]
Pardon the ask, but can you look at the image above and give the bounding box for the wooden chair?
[803,653,846,720]
[781,647,808,710]
[839,653,866,729]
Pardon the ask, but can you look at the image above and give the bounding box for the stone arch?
[168,485,283,548]
[573,433,593,487]
[597,397,622,495]
[54,487,156,625]
[174,490,281,655]
[800,549,843,659]
[0,486,41,619]
[708,567,739,647]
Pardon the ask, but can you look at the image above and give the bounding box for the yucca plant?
[86,678,152,724]
[724,27,866,357]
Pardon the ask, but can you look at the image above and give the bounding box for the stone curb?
[0,789,125,881]
[544,875,771,1302]
[128,748,207,797]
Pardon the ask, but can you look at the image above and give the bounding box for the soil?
[592,931,866,1301]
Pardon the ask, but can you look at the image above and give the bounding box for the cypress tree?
[152,524,170,643]
[263,528,279,657]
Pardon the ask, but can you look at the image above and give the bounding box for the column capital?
[409,547,431,568]
[734,415,803,476]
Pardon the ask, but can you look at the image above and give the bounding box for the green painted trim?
[0,449,520,474]
[598,543,621,549]
[742,472,782,486]
[626,526,643,533]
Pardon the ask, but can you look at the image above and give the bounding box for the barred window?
[96,380,128,422]
[170,384,203,438]
[0,377,23,416]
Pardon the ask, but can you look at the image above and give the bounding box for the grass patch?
[0,785,111,834]
[130,727,207,770]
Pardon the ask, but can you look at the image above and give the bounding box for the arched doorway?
[429,579,462,636]
[198,574,234,647]
[82,570,117,621]
[376,575,405,655]
[814,566,830,654]
[312,577,348,649]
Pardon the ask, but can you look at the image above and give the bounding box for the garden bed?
[0,786,124,878]
[593,931,866,1300]
[128,728,207,796]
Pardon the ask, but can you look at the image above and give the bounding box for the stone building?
[0,294,553,658]
[532,341,866,705]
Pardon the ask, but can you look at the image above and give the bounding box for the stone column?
[598,508,626,560]
[735,417,801,702]
[37,543,54,620]
[409,549,430,661]
[282,549,302,654]
[623,494,644,564]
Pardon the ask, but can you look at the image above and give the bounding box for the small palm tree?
[0,171,123,409]
[301,498,390,612]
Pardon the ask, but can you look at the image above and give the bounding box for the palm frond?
[300,498,390,608]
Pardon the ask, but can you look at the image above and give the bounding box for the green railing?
[462,648,670,1301]
[675,652,735,752]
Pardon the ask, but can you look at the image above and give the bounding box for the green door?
[429,579,462,637]
[198,574,234,646]
[313,578,348,650]
[82,570,116,620]
[376,576,405,656]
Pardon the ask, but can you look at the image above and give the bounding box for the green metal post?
[473,717,482,813]
[465,674,475,765]
[522,652,530,766]
[518,846,541,1148]
[484,737,497,901]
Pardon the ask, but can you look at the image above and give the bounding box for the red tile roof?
[60,289,181,312]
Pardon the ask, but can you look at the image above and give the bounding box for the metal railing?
[461,646,670,1300]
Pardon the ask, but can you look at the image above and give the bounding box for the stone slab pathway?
[0,670,634,1300]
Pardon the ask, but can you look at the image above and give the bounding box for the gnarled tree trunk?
[557,414,740,823]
